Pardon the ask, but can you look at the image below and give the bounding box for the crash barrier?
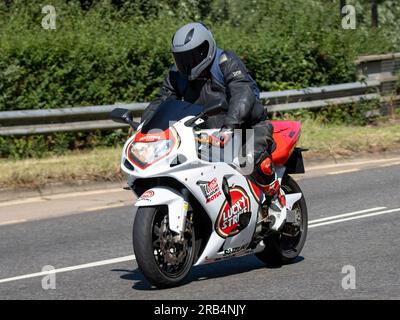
[0,53,399,136]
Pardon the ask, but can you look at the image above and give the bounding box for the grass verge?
[300,120,400,159]
[0,147,123,190]
[1,120,399,190]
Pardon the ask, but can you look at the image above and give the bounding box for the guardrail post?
[356,53,400,117]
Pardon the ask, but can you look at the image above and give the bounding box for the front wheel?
[256,175,308,265]
[133,206,196,288]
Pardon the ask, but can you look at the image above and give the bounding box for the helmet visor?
[173,40,209,76]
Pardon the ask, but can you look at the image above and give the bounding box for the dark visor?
[173,40,209,76]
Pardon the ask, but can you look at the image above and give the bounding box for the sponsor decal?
[215,186,251,238]
[138,135,161,142]
[138,190,154,201]
[197,178,222,203]
[232,70,242,77]
[222,244,249,256]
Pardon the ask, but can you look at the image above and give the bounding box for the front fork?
[177,188,190,241]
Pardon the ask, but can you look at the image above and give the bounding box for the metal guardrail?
[0,53,398,136]
[0,81,390,136]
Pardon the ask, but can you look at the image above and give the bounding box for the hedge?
[0,0,397,158]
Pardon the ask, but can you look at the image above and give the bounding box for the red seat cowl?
[270,120,301,165]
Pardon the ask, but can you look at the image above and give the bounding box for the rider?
[141,22,286,231]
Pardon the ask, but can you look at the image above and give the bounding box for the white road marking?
[1,206,399,285]
[0,219,27,226]
[46,188,123,200]
[328,168,360,175]
[0,198,46,208]
[379,161,400,168]
[0,188,124,208]
[0,255,135,284]
[308,207,386,224]
[83,203,128,212]
[309,207,400,228]
[307,157,400,171]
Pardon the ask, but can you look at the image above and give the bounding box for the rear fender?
[285,148,305,174]
[135,187,186,234]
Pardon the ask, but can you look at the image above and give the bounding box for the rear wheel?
[133,206,196,288]
[256,175,308,265]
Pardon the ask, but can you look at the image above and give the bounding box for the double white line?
[308,206,400,228]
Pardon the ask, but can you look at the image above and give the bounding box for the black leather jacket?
[141,50,266,129]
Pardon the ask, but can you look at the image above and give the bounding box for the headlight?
[129,139,173,167]
[126,128,178,169]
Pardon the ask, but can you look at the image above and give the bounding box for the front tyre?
[256,175,308,265]
[133,206,196,288]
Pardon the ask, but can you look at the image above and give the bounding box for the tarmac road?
[0,159,399,299]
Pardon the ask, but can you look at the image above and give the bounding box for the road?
[0,157,399,299]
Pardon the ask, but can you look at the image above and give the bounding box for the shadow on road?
[111,255,304,291]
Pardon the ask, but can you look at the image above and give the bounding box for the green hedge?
[0,0,397,158]
[277,99,382,126]
[0,129,129,159]
[0,0,395,111]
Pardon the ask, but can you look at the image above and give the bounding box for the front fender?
[135,187,186,235]
[285,193,302,210]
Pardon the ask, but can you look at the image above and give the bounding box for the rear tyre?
[133,206,196,288]
[256,175,308,265]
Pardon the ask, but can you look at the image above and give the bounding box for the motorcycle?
[111,99,308,288]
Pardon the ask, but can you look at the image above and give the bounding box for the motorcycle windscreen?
[141,100,204,133]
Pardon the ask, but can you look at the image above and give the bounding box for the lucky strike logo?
[215,187,250,238]
[197,178,222,203]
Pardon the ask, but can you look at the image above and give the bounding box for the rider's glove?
[209,127,233,148]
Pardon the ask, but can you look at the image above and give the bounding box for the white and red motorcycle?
[111,100,307,288]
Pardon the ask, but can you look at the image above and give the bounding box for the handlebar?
[195,130,233,148]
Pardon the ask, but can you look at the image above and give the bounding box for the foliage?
[0,129,129,159]
[275,99,382,126]
[0,0,398,158]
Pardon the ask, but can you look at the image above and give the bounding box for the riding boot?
[253,157,287,231]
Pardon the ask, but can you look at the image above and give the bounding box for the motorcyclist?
[141,22,286,231]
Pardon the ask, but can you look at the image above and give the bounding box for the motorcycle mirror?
[184,100,227,127]
[110,108,140,130]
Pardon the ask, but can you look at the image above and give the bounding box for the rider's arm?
[141,67,178,123]
[219,51,256,129]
